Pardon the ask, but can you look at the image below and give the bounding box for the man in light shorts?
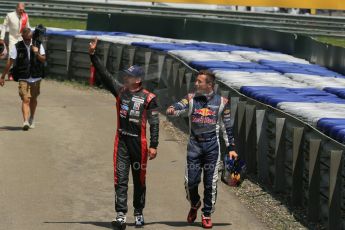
[0,27,45,130]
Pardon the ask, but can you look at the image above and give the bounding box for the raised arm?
[89,38,122,97]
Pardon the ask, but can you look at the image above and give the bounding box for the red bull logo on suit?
[192,108,217,124]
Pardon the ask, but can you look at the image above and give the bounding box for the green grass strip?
[314,37,345,48]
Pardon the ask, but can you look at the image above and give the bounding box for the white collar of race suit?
[195,90,215,100]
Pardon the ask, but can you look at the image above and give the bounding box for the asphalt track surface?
[0,80,267,230]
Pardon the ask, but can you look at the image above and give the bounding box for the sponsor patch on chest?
[121,99,130,104]
[121,104,129,111]
[132,96,145,104]
[130,110,141,117]
[129,118,140,123]
[120,109,128,118]
[192,116,217,124]
[133,102,141,111]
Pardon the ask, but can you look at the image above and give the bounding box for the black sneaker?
[111,214,127,230]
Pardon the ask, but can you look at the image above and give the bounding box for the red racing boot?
[187,200,201,223]
[201,214,213,229]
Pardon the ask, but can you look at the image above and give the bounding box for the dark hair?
[21,27,31,36]
[198,70,215,86]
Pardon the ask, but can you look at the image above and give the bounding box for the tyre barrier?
[21,28,345,229]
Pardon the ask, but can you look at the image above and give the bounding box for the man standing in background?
[0,2,30,80]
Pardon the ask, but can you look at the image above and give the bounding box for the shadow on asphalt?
[145,221,231,227]
[44,221,231,228]
[0,126,23,131]
[44,222,112,229]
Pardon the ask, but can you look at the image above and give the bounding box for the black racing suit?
[90,54,159,215]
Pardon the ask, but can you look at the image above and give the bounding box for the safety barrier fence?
[86,12,345,77]
[1,0,345,37]
[40,31,345,229]
[1,8,345,228]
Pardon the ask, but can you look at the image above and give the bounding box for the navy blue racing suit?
[90,54,159,215]
[170,92,235,216]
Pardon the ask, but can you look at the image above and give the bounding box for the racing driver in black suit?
[89,38,159,230]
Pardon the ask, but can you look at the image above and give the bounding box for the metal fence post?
[144,51,152,79]
[308,139,321,222]
[166,59,174,102]
[291,127,304,206]
[328,150,343,230]
[256,109,269,184]
[214,83,219,94]
[172,62,180,101]
[245,104,257,174]
[236,101,247,162]
[128,47,136,66]
[66,38,73,74]
[274,118,286,192]
[185,72,193,93]
[230,97,239,128]
[157,54,165,87]
[178,67,186,99]
[103,42,110,66]
[115,46,123,71]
